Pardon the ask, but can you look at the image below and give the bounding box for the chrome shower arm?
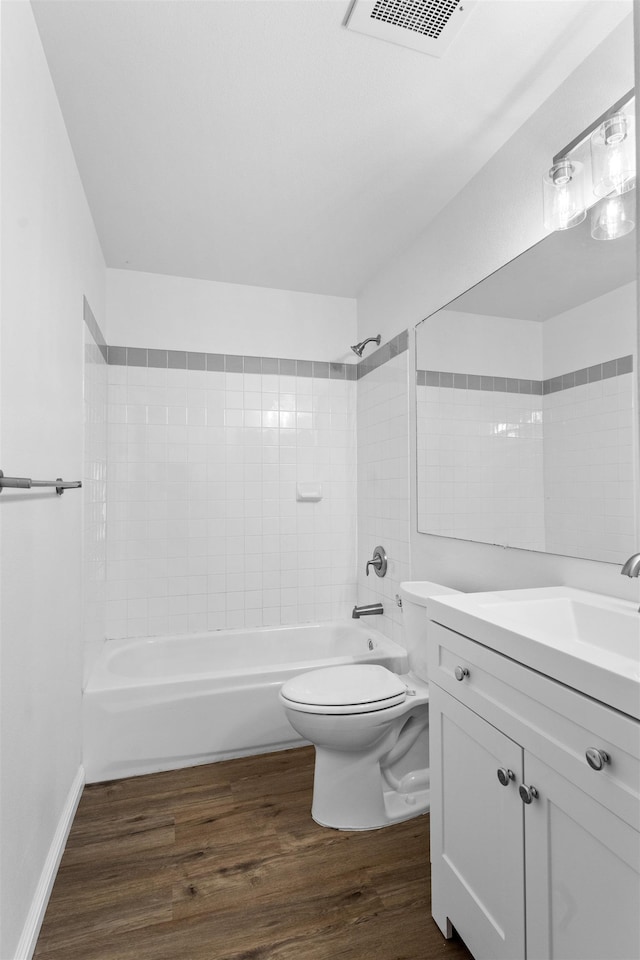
[350,334,381,357]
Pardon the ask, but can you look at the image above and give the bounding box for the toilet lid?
[280,664,407,713]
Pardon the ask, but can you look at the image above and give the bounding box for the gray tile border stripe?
[168,350,186,369]
[224,354,244,373]
[187,351,206,371]
[243,356,262,374]
[618,355,633,374]
[127,347,147,367]
[417,356,633,394]
[104,339,409,379]
[207,353,225,371]
[102,326,627,394]
[107,345,127,365]
[148,349,168,368]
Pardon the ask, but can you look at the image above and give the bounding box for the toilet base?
[313,787,430,831]
[310,738,430,831]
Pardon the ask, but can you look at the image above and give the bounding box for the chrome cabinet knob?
[519,784,539,804]
[585,748,610,771]
[497,768,515,786]
[454,665,470,681]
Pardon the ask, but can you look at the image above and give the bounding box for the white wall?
[107,268,357,362]
[357,16,639,603]
[0,4,106,957]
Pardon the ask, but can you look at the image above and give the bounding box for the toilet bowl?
[279,580,460,830]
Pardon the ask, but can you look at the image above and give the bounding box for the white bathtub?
[83,621,408,783]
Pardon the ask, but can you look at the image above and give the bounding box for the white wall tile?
[106,365,357,637]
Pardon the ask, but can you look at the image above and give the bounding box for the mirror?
[415,210,637,564]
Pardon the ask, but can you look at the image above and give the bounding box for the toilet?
[279,581,460,830]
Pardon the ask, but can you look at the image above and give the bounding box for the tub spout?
[621,553,640,577]
[352,603,383,618]
[621,553,640,612]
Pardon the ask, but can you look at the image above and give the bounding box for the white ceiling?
[32,0,632,298]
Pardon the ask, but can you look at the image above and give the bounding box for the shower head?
[350,335,381,357]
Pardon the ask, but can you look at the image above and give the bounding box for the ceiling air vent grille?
[370,0,460,40]
[346,0,475,58]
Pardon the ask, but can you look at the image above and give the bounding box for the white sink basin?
[429,587,640,718]
[476,595,638,661]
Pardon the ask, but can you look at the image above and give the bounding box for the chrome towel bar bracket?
[0,469,82,496]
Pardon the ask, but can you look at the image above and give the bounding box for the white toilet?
[279,581,460,830]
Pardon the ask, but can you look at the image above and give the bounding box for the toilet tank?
[399,581,461,681]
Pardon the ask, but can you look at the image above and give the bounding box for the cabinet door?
[524,751,640,960]
[430,683,526,960]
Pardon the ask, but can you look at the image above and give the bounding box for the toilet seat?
[280,664,408,715]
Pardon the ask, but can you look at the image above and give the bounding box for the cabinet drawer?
[428,622,640,830]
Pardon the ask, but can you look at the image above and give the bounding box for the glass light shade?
[590,189,635,240]
[590,111,636,198]
[542,159,586,231]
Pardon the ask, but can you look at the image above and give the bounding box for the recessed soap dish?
[296,482,322,502]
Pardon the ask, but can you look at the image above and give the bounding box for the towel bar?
[0,469,82,496]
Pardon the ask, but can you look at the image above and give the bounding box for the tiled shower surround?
[104,352,359,638]
[417,355,635,562]
[79,324,411,643]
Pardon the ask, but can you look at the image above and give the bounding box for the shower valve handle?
[365,546,387,578]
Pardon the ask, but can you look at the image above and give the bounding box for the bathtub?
[82,621,408,783]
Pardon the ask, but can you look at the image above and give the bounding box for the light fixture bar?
[552,87,635,164]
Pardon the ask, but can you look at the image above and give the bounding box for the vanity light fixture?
[543,89,635,240]
[542,159,586,231]
[590,111,635,198]
[590,189,635,241]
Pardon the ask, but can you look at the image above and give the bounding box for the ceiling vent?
[345,0,475,58]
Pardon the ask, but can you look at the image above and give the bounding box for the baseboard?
[14,765,85,960]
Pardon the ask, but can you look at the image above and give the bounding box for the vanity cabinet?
[428,621,640,960]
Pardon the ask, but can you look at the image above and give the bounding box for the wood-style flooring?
[34,746,473,960]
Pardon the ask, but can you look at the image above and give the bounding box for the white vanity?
[426,587,640,960]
